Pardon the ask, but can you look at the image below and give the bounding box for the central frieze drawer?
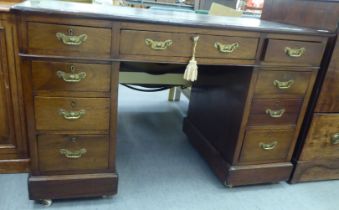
[32,61,111,92]
[240,128,294,164]
[248,99,303,126]
[263,39,326,66]
[38,134,109,172]
[120,30,258,59]
[27,22,112,57]
[254,70,312,98]
[35,97,110,131]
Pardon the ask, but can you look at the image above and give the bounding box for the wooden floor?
[1,85,338,210]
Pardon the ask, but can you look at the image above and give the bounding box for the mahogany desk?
[10,0,333,204]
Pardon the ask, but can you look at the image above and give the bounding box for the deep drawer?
[32,61,111,92]
[248,99,303,126]
[38,134,109,172]
[254,70,312,98]
[28,22,112,57]
[239,128,294,164]
[300,114,339,161]
[35,97,110,131]
[263,39,325,66]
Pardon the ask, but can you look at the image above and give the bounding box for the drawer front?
[254,70,312,98]
[300,114,339,160]
[28,22,112,57]
[196,35,258,59]
[120,30,192,57]
[248,99,303,126]
[32,61,111,92]
[264,39,325,66]
[240,128,294,163]
[35,97,110,131]
[38,134,109,172]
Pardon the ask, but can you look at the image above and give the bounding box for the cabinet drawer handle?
[145,38,173,50]
[259,141,278,150]
[56,32,88,46]
[331,133,339,145]
[265,108,285,118]
[273,79,294,89]
[59,148,87,159]
[284,47,305,58]
[214,42,239,53]
[56,71,86,83]
[59,109,86,120]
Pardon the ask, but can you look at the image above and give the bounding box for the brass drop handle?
[56,28,88,46]
[59,109,86,120]
[273,80,294,90]
[284,47,306,58]
[331,133,339,145]
[145,38,173,50]
[56,70,86,83]
[259,141,278,150]
[60,148,87,159]
[265,108,285,118]
[214,42,239,53]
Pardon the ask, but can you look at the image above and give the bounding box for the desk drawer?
[32,61,111,92]
[240,128,294,164]
[196,35,258,59]
[35,97,110,131]
[120,30,192,57]
[248,99,302,126]
[28,22,112,57]
[38,134,109,172]
[300,114,339,161]
[254,70,312,98]
[263,39,325,66]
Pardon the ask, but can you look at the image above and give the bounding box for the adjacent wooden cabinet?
[0,12,28,173]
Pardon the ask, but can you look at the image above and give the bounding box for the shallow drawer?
[38,134,109,172]
[263,39,325,66]
[254,70,312,98]
[28,22,112,57]
[300,114,339,161]
[240,128,294,164]
[35,97,110,131]
[196,35,258,59]
[248,99,303,126]
[32,61,111,92]
[120,30,192,57]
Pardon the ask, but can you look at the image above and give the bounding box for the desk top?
[12,1,333,36]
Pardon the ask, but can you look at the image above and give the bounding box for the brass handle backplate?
[259,141,278,150]
[59,109,86,120]
[145,38,173,50]
[59,148,87,159]
[56,28,88,46]
[214,42,239,53]
[265,108,285,118]
[56,70,86,83]
[273,80,294,90]
[284,47,305,58]
[331,133,339,145]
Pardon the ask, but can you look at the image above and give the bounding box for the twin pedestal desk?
[11,1,333,204]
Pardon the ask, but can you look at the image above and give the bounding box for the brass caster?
[223,181,233,188]
[39,199,52,207]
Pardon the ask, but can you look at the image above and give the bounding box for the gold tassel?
[183,36,199,82]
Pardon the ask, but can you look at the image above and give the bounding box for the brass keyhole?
[71,100,77,108]
[68,28,73,36]
[70,65,76,73]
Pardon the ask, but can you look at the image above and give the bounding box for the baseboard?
[290,159,339,183]
[28,173,118,200]
[0,158,30,173]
